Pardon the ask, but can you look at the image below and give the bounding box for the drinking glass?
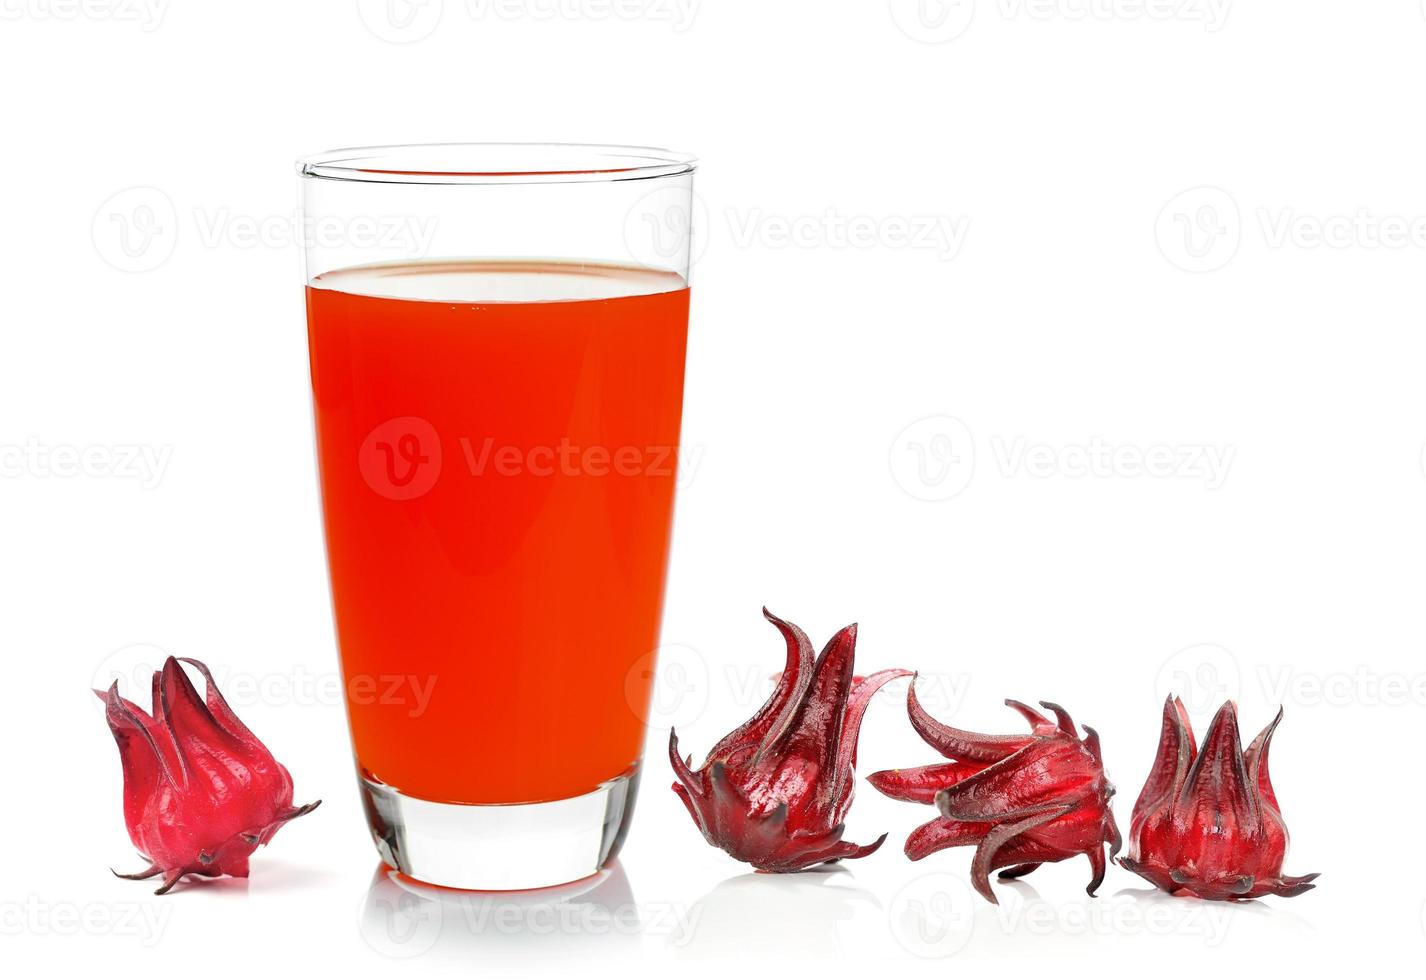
[298,144,695,889]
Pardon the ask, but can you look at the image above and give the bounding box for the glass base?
[358,765,640,891]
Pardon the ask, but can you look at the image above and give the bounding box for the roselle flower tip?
[1119,697,1318,901]
[99,656,318,894]
[871,692,1120,905]
[670,610,908,872]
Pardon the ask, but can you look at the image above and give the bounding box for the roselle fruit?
[98,657,319,894]
[1119,698,1318,900]
[868,684,1120,904]
[669,609,910,872]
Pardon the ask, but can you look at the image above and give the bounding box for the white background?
[2,0,1422,974]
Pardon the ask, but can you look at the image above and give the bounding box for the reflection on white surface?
[674,867,880,959]
[355,855,1324,965]
[359,862,646,963]
[1111,886,1315,934]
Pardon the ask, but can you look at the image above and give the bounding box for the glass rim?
[297,142,697,186]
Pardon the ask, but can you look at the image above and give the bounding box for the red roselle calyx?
[1119,698,1318,900]
[868,684,1121,904]
[669,609,911,872]
[98,657,319,894]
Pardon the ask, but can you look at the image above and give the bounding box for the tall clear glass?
[298,144,695,889]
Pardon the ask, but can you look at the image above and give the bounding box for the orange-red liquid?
[306,260,689,804]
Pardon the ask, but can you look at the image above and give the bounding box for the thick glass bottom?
[358,765,640,891]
